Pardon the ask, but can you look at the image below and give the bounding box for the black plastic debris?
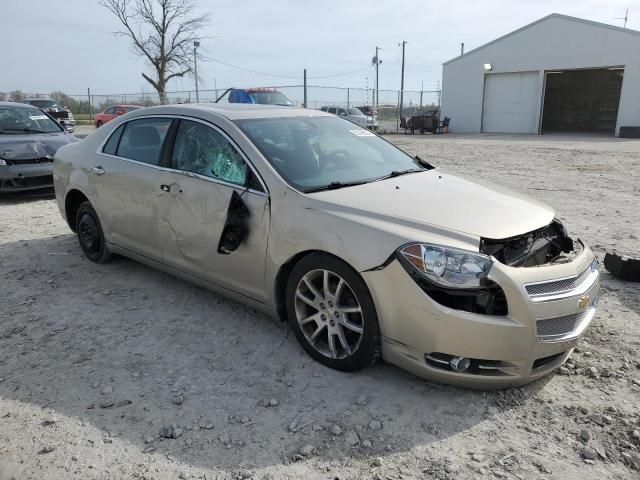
[217,190,250,255]
[604,253,640,282]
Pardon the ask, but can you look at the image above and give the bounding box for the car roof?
[0,101,40,108]
[131,103,333,120]
[243,88,277,92]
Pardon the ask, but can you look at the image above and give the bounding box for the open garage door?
[482,72,540,134]
[541,68,623,134]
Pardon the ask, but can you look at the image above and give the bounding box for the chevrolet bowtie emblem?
[577,295,590,310]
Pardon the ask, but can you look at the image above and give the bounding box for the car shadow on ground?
[0,233,551,472]
[0,188,55,205]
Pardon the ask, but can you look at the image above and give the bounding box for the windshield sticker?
[350,129,375,137]
[29,115,49,121]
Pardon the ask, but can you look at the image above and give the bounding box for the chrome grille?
[536,309,592,341]
[524,260,598,301]
[6,157,53,166]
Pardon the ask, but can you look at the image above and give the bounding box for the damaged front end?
[480,219,580,267]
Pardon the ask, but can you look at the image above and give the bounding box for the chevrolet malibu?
[53,104,600,388]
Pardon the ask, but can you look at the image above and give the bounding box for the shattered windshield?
[0,106,63,134]
[236,116,425,192]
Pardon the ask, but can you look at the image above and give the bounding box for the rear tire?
[285,253,380,372]
[76,201,111,263]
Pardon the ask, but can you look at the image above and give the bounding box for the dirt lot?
[1,133,639,480]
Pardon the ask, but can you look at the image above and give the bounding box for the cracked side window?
[172,120,248,187]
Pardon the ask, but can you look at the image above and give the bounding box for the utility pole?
[460,42,465,56]
[193,40,200,102]
[624,8,629,28]
[87,87,92,121]
[374,47,382,111]
[303,69,307,108]
[420,81,423,107]
[365,76,369,106]
[399,41,407,124]
[616,8,629,28]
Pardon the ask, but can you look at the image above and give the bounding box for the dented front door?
[159,171,269,302]
[159,118,270,302]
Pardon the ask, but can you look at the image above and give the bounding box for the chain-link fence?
[2,86,441,132]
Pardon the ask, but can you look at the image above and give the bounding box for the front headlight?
[0,159,6,166]
[399,243,493,288]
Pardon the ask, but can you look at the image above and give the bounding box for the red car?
[94,105,142,128]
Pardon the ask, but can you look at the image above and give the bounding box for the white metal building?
[441,14,640,136]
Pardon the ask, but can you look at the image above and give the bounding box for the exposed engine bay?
[480,219,580,267]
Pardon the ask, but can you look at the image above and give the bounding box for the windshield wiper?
[373,168,422,182]
[304,180,368,193]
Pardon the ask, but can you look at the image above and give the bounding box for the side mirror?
[116,110,124,116]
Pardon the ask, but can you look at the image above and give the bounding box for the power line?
[308,65,372,79]
[208,58,299,79]
[208,57,372,80]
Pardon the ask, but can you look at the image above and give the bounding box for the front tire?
[76,201,111,263]
[96,121,103,128]
[285,253,380,371]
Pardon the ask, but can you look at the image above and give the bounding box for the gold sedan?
[53,104,599,389]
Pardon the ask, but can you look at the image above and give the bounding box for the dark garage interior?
[541,67,624,134]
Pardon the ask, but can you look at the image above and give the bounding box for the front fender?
[264,188,480,311]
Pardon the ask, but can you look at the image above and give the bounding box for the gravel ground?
[1,133,639,480]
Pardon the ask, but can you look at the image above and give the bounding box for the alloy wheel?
[294,269,364,359]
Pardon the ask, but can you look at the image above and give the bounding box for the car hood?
[0,133,76,160]
[307,170,555,240]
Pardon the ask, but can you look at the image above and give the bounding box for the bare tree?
[101,0,209,103]
[8,90,25,103]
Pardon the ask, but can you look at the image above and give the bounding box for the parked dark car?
[0,102,78,192]
[25,99,76,132]
[356,105,377,117]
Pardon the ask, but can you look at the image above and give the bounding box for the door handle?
[91,166,105,176]
[160,184,182,195]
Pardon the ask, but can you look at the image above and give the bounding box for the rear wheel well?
[274,250,357,322]
[65,189,89,232]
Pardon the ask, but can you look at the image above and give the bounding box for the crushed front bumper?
[363,242,599,389]
[0,163,54,192]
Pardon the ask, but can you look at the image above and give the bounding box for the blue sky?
[1,0,634,96]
